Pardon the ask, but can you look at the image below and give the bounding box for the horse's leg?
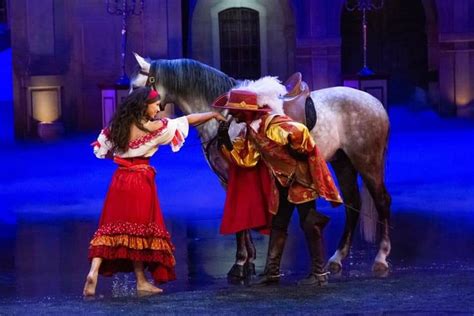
[348,140,391,274]
[327,150,361,274]
[360,172,392,275]
[228,231,248,280]
[244,230,256,276]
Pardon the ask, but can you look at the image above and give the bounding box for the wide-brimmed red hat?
[211,90,271,112]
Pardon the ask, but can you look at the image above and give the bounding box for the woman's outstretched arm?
[186,112,226,126]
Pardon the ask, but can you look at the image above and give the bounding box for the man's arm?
[218,122,260,168]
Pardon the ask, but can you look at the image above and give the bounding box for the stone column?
[295,37,341,89]
[293,0,344,90]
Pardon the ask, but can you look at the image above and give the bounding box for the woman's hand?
[213,112,227,122]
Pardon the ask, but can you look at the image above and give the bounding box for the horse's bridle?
[140,61,166,111]
[141,60,158,91]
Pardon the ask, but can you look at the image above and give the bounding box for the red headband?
[146,89,160,104]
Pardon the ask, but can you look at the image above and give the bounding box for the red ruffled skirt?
[220,161,273,235]
[88,157,176,284]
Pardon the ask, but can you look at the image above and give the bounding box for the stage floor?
[1,107,473,314]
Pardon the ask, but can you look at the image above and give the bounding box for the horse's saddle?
[282,72,317,131]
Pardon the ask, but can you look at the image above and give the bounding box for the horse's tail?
[359,182,377,243]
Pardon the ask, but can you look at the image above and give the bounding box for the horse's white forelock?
[235,76,286,115]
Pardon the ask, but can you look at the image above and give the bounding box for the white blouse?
[92,117,189,159]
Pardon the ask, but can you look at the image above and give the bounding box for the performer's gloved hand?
[217,121,233,151]
[286,144,308,161]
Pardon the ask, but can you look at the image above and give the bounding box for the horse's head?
[131,53,175,109]
[131,53,236,115]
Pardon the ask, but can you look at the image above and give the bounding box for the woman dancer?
[83,86,225,296]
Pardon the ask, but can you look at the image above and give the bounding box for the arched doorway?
[190,0,295,80]
[219,8,261,79]
[341,0,432,106]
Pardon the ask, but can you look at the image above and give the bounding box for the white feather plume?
[235,76,286,114]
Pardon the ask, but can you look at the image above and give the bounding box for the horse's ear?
[133,52,150,71]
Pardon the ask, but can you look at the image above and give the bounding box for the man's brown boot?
[255,229,287,285]
[298,211,330,286]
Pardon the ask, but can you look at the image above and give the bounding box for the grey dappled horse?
[131,54,392,276]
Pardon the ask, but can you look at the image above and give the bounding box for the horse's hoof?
[372,261,389,278]
[227,264,245,278]
[244,262,256,276]
[327,261,342,274]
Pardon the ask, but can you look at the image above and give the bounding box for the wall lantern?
[27,76,64,140]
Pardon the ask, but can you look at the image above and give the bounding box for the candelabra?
[106,0,144,85]
[345,0,384,76]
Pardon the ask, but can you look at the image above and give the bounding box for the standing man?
[213,77,343,286]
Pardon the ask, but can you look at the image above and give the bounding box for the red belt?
[113,156,150,167]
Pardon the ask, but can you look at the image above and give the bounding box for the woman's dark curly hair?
[109,86,153,152]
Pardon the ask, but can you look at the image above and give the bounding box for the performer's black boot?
[298,211,330,286]
[256,229,287,284]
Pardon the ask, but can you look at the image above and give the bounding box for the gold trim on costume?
[227,101,259,110]
[221,136,261,168]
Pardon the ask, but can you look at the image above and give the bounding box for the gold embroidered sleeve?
[266,121,315,153]
[265,123,290,146]
[221,137,260,168]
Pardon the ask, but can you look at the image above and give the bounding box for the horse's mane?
[154,59,235,103]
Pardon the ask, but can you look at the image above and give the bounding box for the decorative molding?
[296,37,342,48]
[439,40,474,52]
[439,33,474,43]
[295,37,341,58]
[295,39,341,59]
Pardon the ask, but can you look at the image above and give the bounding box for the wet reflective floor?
[1,108,474,314]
